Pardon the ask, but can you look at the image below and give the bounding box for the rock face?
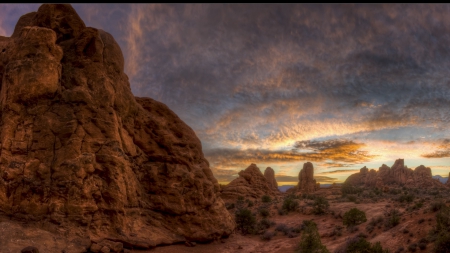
[296,162,320,193]
[345,159,445,188]
[221,164,279,200]
[264,167,278,191]
[0,4,233,249]
[446,172,450,187]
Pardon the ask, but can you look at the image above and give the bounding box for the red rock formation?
[345,159,445,188]
[0,4,233,249]
[445,172,450,187]
[290,162,319,193]
[221,164,279,200]
[264,167,278,191]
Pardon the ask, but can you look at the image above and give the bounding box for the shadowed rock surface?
[288,162,320,194]
[0,4,233,251]
[221,164,279,200]
[345,159,446,188]
[264,167,278,191]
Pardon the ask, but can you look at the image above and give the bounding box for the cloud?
[421,139,450,158]
[205,138,376,171]
[319,169,358,174]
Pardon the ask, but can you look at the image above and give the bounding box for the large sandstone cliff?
[0,4,233,250]
[221,164,279,200]
[345,159,445,188]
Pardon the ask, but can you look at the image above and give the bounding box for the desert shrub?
[390,188,401,195]
[434,231,450,253]
[257,218,272,230]
[341,182,363,196]
[278,208,287,216]
[275,223,290,234]
[302,194,315,200]
[235,208,256,235]
[259,208,270,218]
[335,236,389,253]
[398,194,415,203]
[296,220,329,253]
[330,225,343,237]
[369,216,384,226]
[431,201,446,212]
[407,243,416,252]
[436,205,450,232]
[343,208,367,227]
[262,195,272,203]
[260,230,275,241]
[366,224,375,233]
[313,196,329,215]
[418,238,428,250]
[347,195,357,202]
[384,209,400,229]
[282,195,299,213]
[245,199,254,207]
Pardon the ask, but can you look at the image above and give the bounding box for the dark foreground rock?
[0,4,233,251]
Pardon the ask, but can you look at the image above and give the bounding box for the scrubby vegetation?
[282,194,299,213]
[296,220,329,253]
[343,208,367,227]
[312,196,329,215]
[335,235,389,253]
[262,195,272,203]
[235,208,256,235]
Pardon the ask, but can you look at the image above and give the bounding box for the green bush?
[335,236,389,253]
[384,209,400,229]
[432,201,446,212]
[282,195,299,213]
[296,220,329,253]
[262,195,272,203]
[343,208,367,227]
[259,208,270,218]
[434,231,450,253]
[341,182,363,196]
[235,208,256,235]
[313,196,329,215]
[398,194,415,203]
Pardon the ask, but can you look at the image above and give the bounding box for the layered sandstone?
[345,159,445,188]
[0,4,233,250]
[287,162,320,194]
[446,172,450,187]
[264,167,278,191]
[221,164,279,200]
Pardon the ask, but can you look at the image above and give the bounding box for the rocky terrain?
[287,162,320,194]
[3,4,450,253]
[0,4,233,252]
[345,159,445,189]
[220,164,280,201]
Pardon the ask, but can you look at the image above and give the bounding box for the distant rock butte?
[0,4,233,250]
[446,172,450,187]
[264,167,278,191]
[345,159,446,188]
[288,162,320,194]
[221,164,280,200]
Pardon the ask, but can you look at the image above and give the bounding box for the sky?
[2,4,450,185]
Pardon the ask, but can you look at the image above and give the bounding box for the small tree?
[235,208,256,235]
[296,220,329,253]
[313,196,329,215]
[282,195,299,213]
[262,195,272,203]
[343,208,367,227]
